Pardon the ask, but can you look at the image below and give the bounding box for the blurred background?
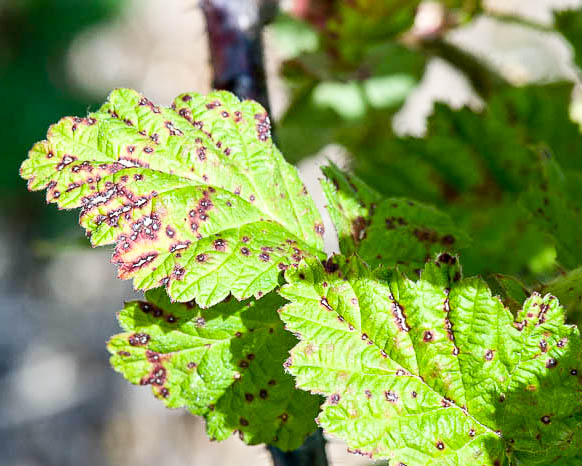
[2,0,582,465]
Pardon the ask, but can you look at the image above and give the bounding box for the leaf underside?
[279,255,582,465]
[20,88,325,307]
[108,288,321,450]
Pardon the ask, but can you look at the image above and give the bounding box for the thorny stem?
[200,1,329,465]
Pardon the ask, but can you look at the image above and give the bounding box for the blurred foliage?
[274,1,582,320]
[0,0,122,234]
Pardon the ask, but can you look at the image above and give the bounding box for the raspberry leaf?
[279,255,582,464]
[108,288,321,450]
[20,89,325,306]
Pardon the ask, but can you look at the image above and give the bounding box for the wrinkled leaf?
[108,289,321,450]
[279,255,582,464]
[20,88,325,306]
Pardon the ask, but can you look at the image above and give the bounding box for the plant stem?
[266,430,329,466]
[201,1,329,465]
[201,0,276,113]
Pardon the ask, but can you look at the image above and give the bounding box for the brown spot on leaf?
[129,333,150,346]
[384,390,398,402]
[320,297,333,311]
[546,358,558,369]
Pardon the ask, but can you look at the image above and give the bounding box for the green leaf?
[108,288,321,450]
[540,267,582,326]
[279,255,582,464]
[321,163,469,272]
[349,83,582,279]
[20,88,325,306]
[520,150,582,270]
[556,7,582,71]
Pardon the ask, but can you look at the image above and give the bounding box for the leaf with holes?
[20,88,325,306]
[279,255,582,465]
[108,288,321,450]
[321,163,468,272]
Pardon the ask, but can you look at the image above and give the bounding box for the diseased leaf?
[108,288,321,450]
[279,255,582,464]
[321,163,468,272]
[20,88,325,306]
[540,267,582,326]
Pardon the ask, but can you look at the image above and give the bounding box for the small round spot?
[541,415,551,424]
[570,369,578,375]
[436,441,445,450]
[485,349,495,361]
[423,331,433,342]
[240,247,250,256]
[546,358,558,369]
[280,413,288,422]
[268,379,276,385]
[240,417,249,426]
[245,393,254,402]
[239,360,249,368]
[259,389,268,399]
[196,253,207,263]
[330,393,340,404]
[247,353,255,360]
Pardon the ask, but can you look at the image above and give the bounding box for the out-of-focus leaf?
[556,7,582,70]
[109,289,321,450]
[521,151,582,270]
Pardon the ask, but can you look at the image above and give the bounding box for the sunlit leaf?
[108,289,321,450]
[20,89,325,306]
[279,255,582,464]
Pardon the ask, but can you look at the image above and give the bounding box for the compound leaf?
[108,288,321,450]
[20,88,325,306]
[321,163,468,272]
[279,255,582,464]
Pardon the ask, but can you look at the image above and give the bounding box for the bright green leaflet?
[279,255,582,464]
[321,163,468,272]
[108,288,321,450]
[20,88,325,306]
